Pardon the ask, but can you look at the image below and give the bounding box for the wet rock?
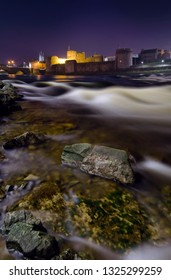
[0,235,16,260]
[5,177,154,253]
[0,82,22,115]
[2,83,21,100]
[3,132,46,149]
[6,223,58,259]
[62,143,92,167]
[61,143,134,184]
[0,179,4,185]
[0,81,4,89]
[0,188,6,201]
[54,248,80,260]
[24,174,40,182]
[1,209,43,234]
[0,151,5,161]
[1,210,59,259]
[5,185,15,193]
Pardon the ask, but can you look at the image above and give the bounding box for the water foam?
[15,82,171,121]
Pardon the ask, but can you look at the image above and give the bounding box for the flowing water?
[1,73,171,259]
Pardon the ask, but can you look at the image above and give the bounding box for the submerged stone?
[3,132,46,149]
[61,143,134,184]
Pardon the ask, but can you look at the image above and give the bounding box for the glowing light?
[7,59,15,66]
[58,58,67,64]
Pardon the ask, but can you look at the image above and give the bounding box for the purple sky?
[1,0,171,64]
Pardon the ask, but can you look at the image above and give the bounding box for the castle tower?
[115,48,132,69]
[39,51,45,62]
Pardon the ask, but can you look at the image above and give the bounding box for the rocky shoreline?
[0,130,162,259]
[0,82,171,260]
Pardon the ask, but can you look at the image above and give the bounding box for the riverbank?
[0,77,171,259]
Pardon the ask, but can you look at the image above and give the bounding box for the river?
[0,73,171,259]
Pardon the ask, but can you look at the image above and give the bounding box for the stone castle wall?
[49,60,115,74]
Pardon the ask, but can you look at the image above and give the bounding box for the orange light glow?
[58,58,67,64]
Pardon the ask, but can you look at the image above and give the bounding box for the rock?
[0,82,22,115]
[0,235,16,260]
[0,188,6,201]
[5,185,15,193]
[62,143,92,167]
[0,151,5,161]
[54,248,80,260]
[61,143,134,184]
[1,210,59,259]
[0,81,4,89]
[24,174,40,181]
[1,209,43,234]
[3,132,46,149]
[6,223,58,259]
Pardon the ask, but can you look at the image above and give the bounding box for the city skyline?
[1,0,171,64]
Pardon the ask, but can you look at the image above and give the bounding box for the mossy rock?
[68,189,152,251]
[7,181,68,234]
[6,170,155,255]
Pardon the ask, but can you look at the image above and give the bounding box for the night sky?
[1,0,171,65]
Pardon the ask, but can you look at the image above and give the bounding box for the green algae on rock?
[5,170,154,255]
[69,189,151,251]
[61,143,134,184]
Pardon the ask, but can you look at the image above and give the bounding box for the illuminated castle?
[49,47,103,66]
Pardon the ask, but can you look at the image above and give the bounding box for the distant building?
[132,53,139,65]
[115,48,133,69]
[50,56,67,65]
[162,50,171,60]
[66,49,103,63]
[29,60,46,74]
[139,48,171,64]
[67,50,85,62]
[139,49,159,63]
[91,54,103,62]
[39,51,45,62]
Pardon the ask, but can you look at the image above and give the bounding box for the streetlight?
[7,59,15,67]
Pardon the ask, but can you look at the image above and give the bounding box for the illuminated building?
[51,56,67,65]
[66,49,103,63]
[29,60,46,74]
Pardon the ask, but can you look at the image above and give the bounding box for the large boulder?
[1,210,59,259]
[61,143,134,184]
